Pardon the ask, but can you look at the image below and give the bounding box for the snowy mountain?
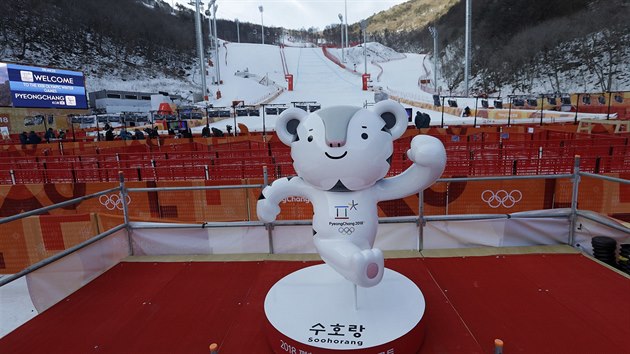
[1,0,629,101]
[367,0,630,94]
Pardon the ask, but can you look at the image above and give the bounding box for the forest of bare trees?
[369,0,630,94]
[0,0,285,79]
[1,0,199,75]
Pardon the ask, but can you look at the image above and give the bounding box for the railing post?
[262,166,274,254]
[118,171,133,255]
[10,169,16,185]
[418,190,425,252]
[568,155,581,246]
[445,182,450,215]
[151,159,157,181]
[263,165,269,186]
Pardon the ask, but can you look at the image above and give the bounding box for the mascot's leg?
[313,237,384,288]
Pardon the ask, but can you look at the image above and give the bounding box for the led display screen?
[0,62,88,109]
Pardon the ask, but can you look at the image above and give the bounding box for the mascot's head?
[275,100,408,191]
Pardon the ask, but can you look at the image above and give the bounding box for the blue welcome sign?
[0,62,88,109]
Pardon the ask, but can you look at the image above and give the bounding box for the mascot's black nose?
[327,141,344,148]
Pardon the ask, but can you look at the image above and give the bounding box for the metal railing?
[2,157,629,288]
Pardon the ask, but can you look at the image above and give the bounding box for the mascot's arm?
[376,135,446,201]
[256,176,313,223]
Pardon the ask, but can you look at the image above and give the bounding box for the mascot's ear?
[276,107,308,145]
[372,100,408,140]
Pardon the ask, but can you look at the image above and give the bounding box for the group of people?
[201,126,224,137]
[103,124,158,141]
[18,124,227,144]
[19,128,67,144]
[167,128,193,138]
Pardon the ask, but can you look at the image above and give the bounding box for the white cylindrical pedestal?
[264,264,426,353]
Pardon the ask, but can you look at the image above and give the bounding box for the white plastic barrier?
[127,211,629,256]
[25,229,129,313]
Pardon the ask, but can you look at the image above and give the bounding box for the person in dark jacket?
[421,113,431,128]
[19,132,28,144]
[414,112,431,129]
[134,129,145,140]
[28,131,41,144]
[105,128,114,141]
[119,129,132,140]
[211,127,224,137]
[44,128,56,143]
[414,111,423,129]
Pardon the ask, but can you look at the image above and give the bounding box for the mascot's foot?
[350,248,384,288]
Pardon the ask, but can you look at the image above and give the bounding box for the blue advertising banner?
[10,82,86,95]
[0,62,88,109]
[10,91,88,109]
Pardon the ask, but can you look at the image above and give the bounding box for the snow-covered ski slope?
[199,41,607,133]
[212,42,412,108]
[281,47,371,106]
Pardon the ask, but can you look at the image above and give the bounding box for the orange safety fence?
[321,46,345,69]
[0,135,266,157]
[0,171,630,222]
[0,180,256,222]
[396,97,463,117]
[0,213,100,274]
[555,172,630,221]
[2,174,630,273]
[2,173,630,222]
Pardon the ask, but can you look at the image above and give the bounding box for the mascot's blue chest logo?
[334,199,359,219]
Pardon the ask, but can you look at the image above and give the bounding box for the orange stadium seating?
[0,127,629,185]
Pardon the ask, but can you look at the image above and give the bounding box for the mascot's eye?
[361,133,368,140]
[308,135,313,142]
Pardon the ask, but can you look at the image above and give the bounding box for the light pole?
[205,2,213,89]
[236,18,240,43]
[539,94,545,126]
[206,2,214,52]
[193,0,207,101]
[338,14,345,63]
[428,26,439,93]
[361,20,367,75]
[259,5,264,45]
[344,0,348,63]
[212,2,220,85]
[464,0,472,97]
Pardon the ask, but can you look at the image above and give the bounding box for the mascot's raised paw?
[407,135,447,168]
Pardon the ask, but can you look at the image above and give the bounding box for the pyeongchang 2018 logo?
[20,71,34,82]
[334,200,359,219]
[330,200,362,236]
[481,190,522,208]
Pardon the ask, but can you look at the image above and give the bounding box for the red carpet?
[1,254,629,353]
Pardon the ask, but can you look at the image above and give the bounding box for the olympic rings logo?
[338,227,355,235]
[99,194,132,211]
[481,190,522,208]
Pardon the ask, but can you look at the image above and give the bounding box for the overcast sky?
[175,0,408,30]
